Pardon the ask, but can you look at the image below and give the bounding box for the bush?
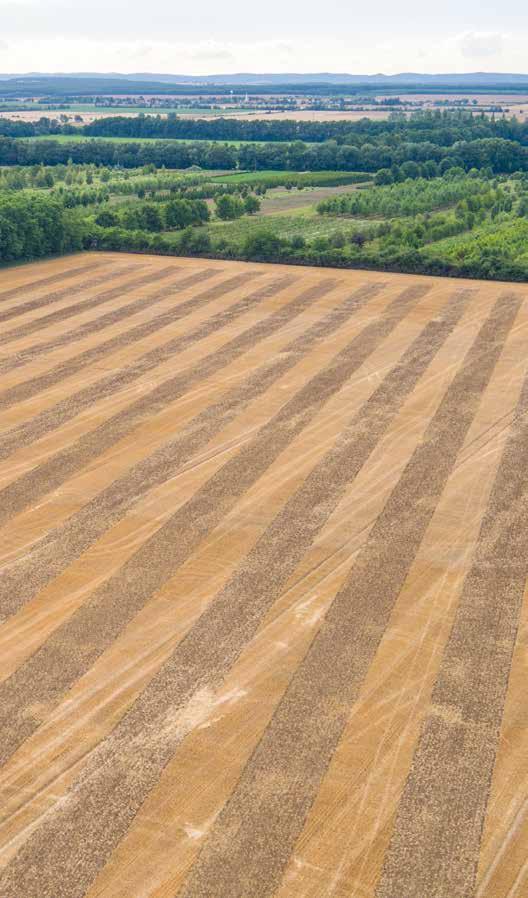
[95,209,118,227]
[165,197,209,229]
[243,194,261,215]
[375,168,394,185]
[179,227,212,254]
[242,229,283,259]
[215,194,245,220]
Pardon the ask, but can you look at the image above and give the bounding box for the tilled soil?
[0,252,526,898]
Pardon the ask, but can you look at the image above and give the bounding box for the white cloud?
[271,41,295,61]
[187,42,236,63]
[0,36,308,74]
[0,16,527,76]
[455,31,506,59]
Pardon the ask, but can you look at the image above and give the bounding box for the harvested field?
[0,251,527,898]
[0,109,252,124]
[0,108,396,124]
[228,109,397,121]
[257,182,369,215]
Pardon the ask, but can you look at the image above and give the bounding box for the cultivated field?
[0,108,253,124]
[0,252,527,898]
[0,108,397,124]
[4,101,528,125]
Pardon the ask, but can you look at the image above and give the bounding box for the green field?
[210,170,372,187]
[203,208,376,243]
[210,171,296,183]
[0,103,44,111]
[22,134,271,147]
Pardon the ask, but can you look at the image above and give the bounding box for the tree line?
[2,135,528,175]
[0,192,84,263]
[2,109,528,147]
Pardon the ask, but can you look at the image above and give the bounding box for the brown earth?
[0,252,526,897]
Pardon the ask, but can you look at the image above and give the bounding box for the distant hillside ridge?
[3,71,528,86]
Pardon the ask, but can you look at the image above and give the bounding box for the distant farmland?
[0,252,526,897]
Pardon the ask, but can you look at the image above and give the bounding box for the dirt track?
[0,252,527,897]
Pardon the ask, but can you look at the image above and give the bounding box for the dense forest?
[1,110,528,175]
[1,134,527,175]
[2,109,528,145]
[2,108,528,176]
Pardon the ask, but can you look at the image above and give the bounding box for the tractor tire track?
[0,265,182,372]
[375,365,528,898]
[0,259,108,314]
[0,270,263,461]
[0,283,437,897]
[175,290,520,898]
[0,279,381,621]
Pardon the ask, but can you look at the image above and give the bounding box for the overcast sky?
[0,0,527,74]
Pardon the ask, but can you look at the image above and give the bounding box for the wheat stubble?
[0,259,108,315]
[0,272,290,524]
[177,290,520,898]
[0,269,257,434]
[0,277,371,622]
[0,282,445,897]
[0,257,524,898]
[375,355,528,898]
[0,276,387,769]
[0,263,152,350]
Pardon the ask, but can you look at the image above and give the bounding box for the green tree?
[243,194,261,215]
[243,229,282,259]
[95,209,119,227]
[374,168,393,185]
[215,194,245,220]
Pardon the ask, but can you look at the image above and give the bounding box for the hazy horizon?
[3,69,528,78]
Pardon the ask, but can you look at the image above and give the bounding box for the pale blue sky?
[0,0,526,74]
